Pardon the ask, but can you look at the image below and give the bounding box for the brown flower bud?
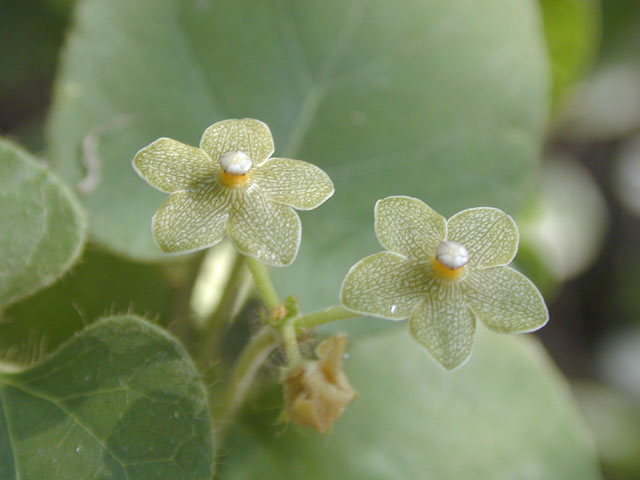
[282,335,356,433]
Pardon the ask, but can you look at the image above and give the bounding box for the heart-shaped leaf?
[47,0,548,310]
[0,315,214,479]
[0,247,178,363]
[219,327,601,480]
[0,139,86,310]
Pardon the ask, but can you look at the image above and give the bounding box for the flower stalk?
[213,326,280,434]
[282,319,302,365]
[295,305,360,331]
[246,256,281,310]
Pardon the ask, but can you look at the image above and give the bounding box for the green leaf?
[0,247,178,363]
[573,382,640,478]
[47,0,548,307]
[557,2,640,140]
[539,0,600,112]
[519,155,608,286]
[0,139,86,311]
[598,0,640,62]
[0,315,214,479]
[219,328,601,480]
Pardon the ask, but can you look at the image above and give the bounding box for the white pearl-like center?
[436,241,470,269]
[220,151,252,175]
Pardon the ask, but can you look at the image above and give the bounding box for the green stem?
[282,320,302,365]
[245,256,280,310]
[279,305,358,366]
[164,251,205,348]
[212,304,359,438]
[295,305,360,331]
[213,327,280,434]
[198,253,248,369]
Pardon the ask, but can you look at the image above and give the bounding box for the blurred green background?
[1,0,640,478]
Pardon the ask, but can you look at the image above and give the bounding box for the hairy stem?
[282,320,302,365]
[295,305,360,331]
[213,327,280,435]
[212,302,359,442]
[163,251,207,352]
[245,257,280,310]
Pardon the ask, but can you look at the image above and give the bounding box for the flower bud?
[282,335,356,433]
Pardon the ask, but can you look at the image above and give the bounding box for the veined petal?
[465,266,549,333]
[228,186,301,266]
[253,158,334,210]
[375,196,446,260]
[152,183,231,253]
[340,252,432,320]
[133,138,216,193]
[447,207,518,267]
[200,119,274,166]
[409,282,475,370]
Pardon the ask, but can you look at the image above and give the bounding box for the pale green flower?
[133,119,334,266]
[340,196,548,370]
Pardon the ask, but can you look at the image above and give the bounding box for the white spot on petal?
[221,151,252,175]
[436,241,469,269]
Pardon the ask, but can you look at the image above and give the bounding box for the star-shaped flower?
[340,196,548,370]
[133,119,334,266]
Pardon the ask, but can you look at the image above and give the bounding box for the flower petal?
[340,252,432,320]
[253,158,334,210]
[133,138,216,193]
[409,282,476,370]
[447,207,518,267]
[465,266,549,333]
[375,196,446,260]
[227,186,301,266]
[152,183,231,253]
[200,118,274,166]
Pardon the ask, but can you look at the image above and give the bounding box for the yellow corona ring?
[219,151,252,187]
[432,240,469,281]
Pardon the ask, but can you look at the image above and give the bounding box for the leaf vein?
[2,381,130,478]
[282,0,370,158]
[174,4,227,119]
[0,388,20,480]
